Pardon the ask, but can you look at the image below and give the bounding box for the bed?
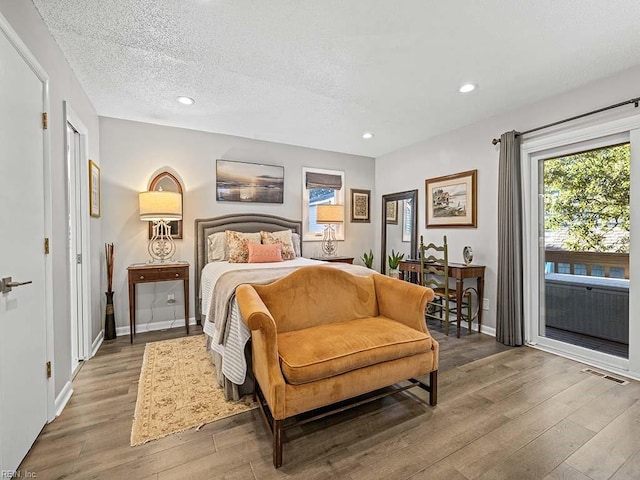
[194,214,372,400]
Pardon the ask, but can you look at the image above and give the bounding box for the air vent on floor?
[581,368,629,385]
[603,375,629,385]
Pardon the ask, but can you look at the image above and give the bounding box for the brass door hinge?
[44,237,50,254]
[42,112,48,130]
[46,361,51,379]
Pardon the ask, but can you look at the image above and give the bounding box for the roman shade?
[305,172,342,190]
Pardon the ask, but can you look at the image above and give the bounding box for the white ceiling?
[33,1,640,158]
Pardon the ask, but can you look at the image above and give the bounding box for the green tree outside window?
[544,143,629,253]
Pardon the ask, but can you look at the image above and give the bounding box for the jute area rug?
[131,335,256,446]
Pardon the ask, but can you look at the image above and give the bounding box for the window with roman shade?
[302,167,345,242]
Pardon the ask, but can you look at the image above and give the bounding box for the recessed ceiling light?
[176,96,195,105]
[362,132,373,139]
[459,83,476,93]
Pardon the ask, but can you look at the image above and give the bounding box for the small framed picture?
[350,189,370,223]
[89,160,100,218]
[386,200,398,224]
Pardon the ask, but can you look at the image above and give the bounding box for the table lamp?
[316,204,344,256]
[139,191,182,263]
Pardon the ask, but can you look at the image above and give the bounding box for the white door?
[67,123,84,373]
[0,24,49,472]
[65,102,92,373]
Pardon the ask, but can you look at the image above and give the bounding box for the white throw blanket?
[202,262,373,387]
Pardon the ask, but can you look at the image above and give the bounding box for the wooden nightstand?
[310,256,354,264]
[127,262,190,343]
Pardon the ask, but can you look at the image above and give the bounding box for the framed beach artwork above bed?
[216,159,284,203]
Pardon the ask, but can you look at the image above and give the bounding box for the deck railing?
[544,250,629,279]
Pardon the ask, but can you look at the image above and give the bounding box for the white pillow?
[207,232,228,262]
[291,232,301,257]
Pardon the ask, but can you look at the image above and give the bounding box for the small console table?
[127,262,190,344]
[311,256,354,264]
[399,259,486,334]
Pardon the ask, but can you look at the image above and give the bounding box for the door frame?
[64,103,92,371]
[0,13,55,421]
[522,113,640,380]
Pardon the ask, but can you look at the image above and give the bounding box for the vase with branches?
[104,243,116,340]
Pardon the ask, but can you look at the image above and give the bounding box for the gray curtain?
[496,131,524,346]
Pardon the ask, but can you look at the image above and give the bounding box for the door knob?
[1,277,33,294]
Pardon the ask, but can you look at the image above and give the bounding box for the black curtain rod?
[491,96,640,145]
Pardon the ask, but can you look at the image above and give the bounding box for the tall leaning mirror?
[381,189,418,275]
[148,171,183,239]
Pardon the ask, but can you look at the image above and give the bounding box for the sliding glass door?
[522,122,640,376]
[538,143,630,359]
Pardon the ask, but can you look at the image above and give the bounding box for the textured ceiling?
[33,1,640,157]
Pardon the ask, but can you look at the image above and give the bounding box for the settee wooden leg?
[429,370,438,406]
[273,419,283,468]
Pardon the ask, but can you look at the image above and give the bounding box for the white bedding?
[200,257,324,317]
[200,257,325,386]
[200,257,373,394]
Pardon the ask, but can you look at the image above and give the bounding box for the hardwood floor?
[19,325,640,480]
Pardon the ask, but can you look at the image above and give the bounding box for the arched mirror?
[148,171,183,239]
[381,189,418,275]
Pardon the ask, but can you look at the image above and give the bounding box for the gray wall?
[0,1,101,399]
[375,64,640,335]
[99,117,375,331]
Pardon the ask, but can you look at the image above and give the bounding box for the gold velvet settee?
[236,265,439,468]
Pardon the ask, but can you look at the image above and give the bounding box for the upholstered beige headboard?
[194,214,302,323]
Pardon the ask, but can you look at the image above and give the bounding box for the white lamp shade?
[139,191,182,221]
[316,204,344,224]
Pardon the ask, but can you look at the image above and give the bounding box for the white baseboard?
[90,330,104,358]
[461,319,496,337]
[480,324,496,337]
[54,381,73,417]
[115,317,197,337]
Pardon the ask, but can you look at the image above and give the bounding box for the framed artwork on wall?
[216,159,284,203]
[425,169,477,227]
[386,200,398,224]
[350,188,370,223]
[89,159,100,218]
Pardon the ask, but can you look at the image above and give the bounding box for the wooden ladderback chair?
[420,235,450,334]
[419,235,473,337]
